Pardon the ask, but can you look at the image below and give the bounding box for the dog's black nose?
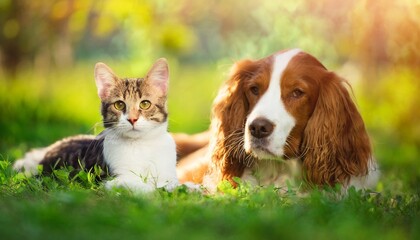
[249,118,274,139]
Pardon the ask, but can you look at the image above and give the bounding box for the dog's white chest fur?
[241,159,301,189]
[241,159,380,191]
[103,132,178,193]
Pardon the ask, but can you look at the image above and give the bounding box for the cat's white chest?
[103,132,178,192]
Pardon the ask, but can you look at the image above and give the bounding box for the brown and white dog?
[175,49,379,192]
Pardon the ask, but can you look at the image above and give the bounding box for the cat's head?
[94,58,170,138]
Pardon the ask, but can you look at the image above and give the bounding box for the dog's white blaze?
[245,49,300,157]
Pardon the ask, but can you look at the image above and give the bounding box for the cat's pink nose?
[128,118,138,125]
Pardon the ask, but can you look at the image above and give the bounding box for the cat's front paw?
[105,178,155,194]
[163,181,179,192]
[182,182,204,193]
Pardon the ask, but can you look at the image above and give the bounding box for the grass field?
[0,61,419,240]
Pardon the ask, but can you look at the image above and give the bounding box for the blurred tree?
[0,0,24,76]
[0,0,78,76]
[0,0,418,78]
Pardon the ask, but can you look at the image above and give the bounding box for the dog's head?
[211,49,372,186]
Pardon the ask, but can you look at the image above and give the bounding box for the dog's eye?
[250,86,259,96]
[291,89,304,98]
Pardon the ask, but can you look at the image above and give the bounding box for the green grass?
[0,161,419,240]
[0,62,419,239]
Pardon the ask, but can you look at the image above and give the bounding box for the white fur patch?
[349,159,380,190]
[244,49,300,158]
[103,122,178,193]
[13,147,49,176]
[242,159,301,187]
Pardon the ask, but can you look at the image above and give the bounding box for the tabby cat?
[13,58,178,193]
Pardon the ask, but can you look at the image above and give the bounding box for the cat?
[13,58,179,193]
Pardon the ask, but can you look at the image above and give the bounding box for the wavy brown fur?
[301,73,371,186]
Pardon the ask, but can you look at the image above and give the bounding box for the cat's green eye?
[113,101,126,111]
[139,100,151,110]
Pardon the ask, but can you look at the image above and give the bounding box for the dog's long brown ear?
[301,73,372,187]
[208,60,259,185]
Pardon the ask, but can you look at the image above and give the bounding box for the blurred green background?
[0,0,419,191]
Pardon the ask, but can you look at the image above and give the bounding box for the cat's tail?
[13,147,49,176]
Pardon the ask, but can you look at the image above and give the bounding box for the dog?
[174,49,379,192]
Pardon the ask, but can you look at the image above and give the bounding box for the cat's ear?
[146,58,169,94]
[94,62,117,100]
